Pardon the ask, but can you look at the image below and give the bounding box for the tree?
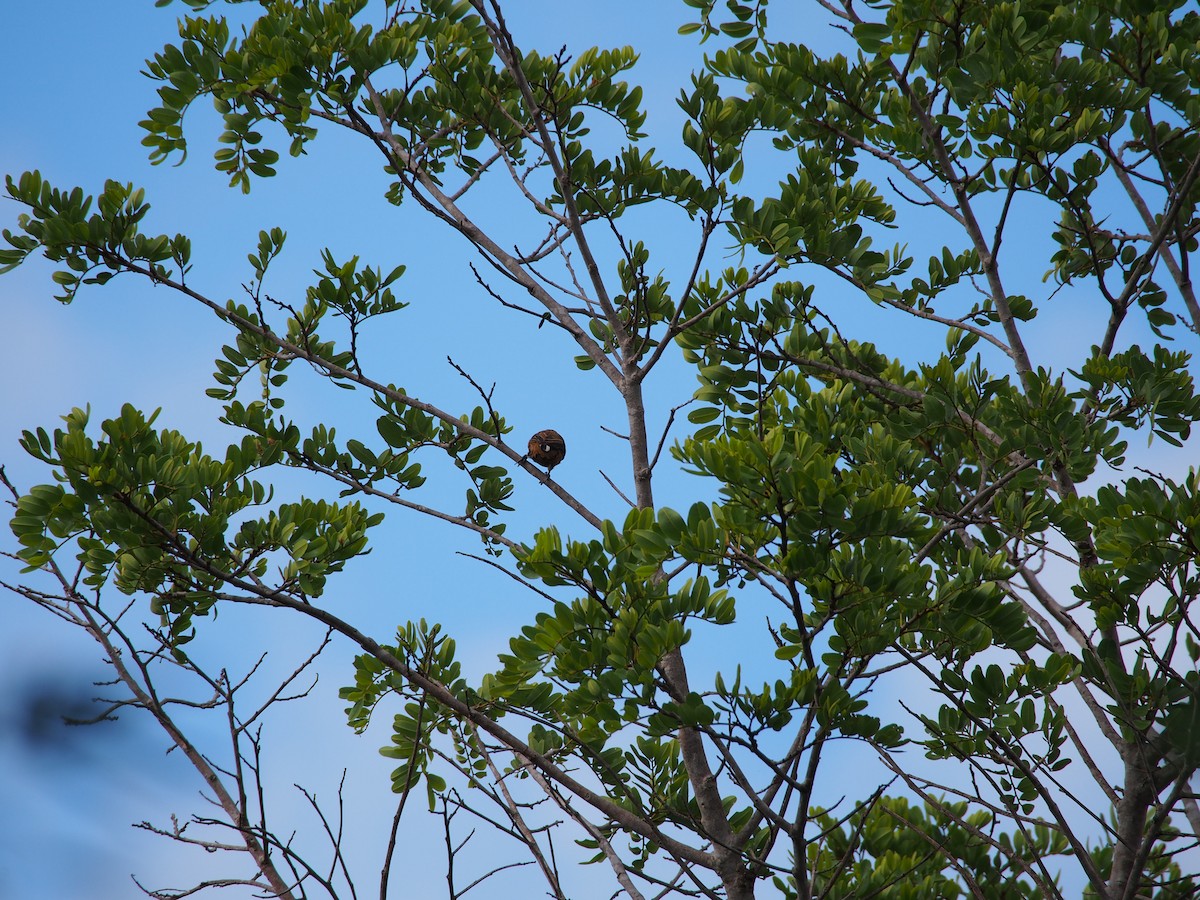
[4,0,1200,897]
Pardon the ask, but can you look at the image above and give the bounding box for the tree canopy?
[4,0,1200,897]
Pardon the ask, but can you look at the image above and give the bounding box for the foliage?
[4,0,1200,898]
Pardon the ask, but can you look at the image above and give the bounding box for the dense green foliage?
[5,0,1200,897]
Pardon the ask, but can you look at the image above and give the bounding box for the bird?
[523,429,566,475]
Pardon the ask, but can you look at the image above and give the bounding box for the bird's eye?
[541,443,552,452]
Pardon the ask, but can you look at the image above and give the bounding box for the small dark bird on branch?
[523,429,566,475]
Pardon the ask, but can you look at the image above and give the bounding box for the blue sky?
[0,4,784,897]
[2,2,1197,899]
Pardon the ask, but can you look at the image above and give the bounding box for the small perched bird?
[524,429,566,475]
